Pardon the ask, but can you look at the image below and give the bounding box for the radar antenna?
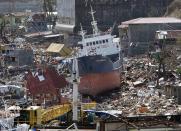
[79,23,86,40]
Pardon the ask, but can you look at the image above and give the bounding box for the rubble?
[1,42,181,119]
[97,55,181,117]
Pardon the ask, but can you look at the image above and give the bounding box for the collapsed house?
[25,67,68,106]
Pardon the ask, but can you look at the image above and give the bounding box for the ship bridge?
[77,33,120,57]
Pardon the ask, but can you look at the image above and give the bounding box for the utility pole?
[72,56,79,122]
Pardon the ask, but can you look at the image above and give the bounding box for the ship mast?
[89,6,99,35]
[80,24,86,40]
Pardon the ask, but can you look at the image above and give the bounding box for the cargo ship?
[76,7,122,96]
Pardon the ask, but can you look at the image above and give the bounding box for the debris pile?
[98,56,181,117]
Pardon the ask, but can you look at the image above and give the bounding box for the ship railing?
[84,32,111,39]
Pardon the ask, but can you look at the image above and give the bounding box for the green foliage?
[176,37,181,45]
[165,0,181,18]
[43,0,56,12]
[176,67,181,74]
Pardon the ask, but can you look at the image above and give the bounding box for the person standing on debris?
[153,41,166,87]
[158,91,162,98]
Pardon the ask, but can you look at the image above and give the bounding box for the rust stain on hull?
[79,70,121,96]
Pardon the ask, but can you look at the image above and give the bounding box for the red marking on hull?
[79,70,121,96]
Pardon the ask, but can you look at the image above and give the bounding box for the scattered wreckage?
[97,56,181,117]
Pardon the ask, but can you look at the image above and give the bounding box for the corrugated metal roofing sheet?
[24,31,52,38]
[46,43,72,56]
[46,43,64,53]
[25,67,67,95]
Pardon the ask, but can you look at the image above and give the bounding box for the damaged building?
[0,0,43,14]
[0,44,34,67]
[119,17,181,56]
[0,0,48,36]
[25,67,67,106]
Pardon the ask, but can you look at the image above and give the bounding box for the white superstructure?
[77,7,120,57]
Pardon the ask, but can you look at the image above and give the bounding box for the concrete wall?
[75,0,172,33]
[0,0,43,13]
[57,0,75,25]
[14,49,34,66]
[129,23,181,43]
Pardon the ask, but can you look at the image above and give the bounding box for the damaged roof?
[119,17,181,28]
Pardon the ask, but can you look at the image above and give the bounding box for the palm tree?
[43,0,56,13]
[43,0,57,27]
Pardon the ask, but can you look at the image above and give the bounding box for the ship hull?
[76,53,122,96]
[79,69,121,96]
